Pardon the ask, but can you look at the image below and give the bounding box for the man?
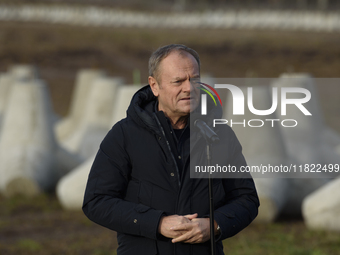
[83,44,259,255]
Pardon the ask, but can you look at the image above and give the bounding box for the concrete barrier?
[61,76,122,158]
[0,73,12,134]
[323,128,340,149]
[0,79,56,196]
[303,177,340,232]
[111,84,143,125]
[8,64,39,81]
[225,85,290,222]
[271,74,339,168]
[270,74,337,216]
[0,78,81,197]
[57,155,95,210]
[57,84,142,210]
[56,69,106,143]
[1,64,40,132]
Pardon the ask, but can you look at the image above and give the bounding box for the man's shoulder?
[105,115,154,142]
[110,116,136,131]
[103,117,136,141]
[214,123,237,139]
[99,117,136,154]
[213,124,244,151]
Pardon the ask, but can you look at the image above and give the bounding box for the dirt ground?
[0,19,340,254]
[0,194,117,254]
[1,194,339,255]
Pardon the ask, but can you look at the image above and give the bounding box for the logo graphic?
[213,84,311,116]
[197,83,312,128]
[197,82,222,115]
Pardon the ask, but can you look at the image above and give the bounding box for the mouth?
[180,97,192,101]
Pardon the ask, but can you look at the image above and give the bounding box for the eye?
[190,78,200,85]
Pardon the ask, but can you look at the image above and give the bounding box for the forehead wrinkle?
[159,51,199,82]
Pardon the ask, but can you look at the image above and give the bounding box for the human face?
[149,51,200,123]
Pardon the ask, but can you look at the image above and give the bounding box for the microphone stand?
[206,142,216,255]
[194,119,219,255]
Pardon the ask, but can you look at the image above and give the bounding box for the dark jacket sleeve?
[213,128,260,241]
[82,122,164,240]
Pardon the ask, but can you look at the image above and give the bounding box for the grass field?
[0,194,340,255]
[0,17,340,255]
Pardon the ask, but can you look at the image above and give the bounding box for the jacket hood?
[127,85,223,132]
[127,85,160,134]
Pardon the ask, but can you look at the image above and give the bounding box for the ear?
[149,76,159,97]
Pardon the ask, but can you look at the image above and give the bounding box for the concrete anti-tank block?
[8,64,39,81]
[0,79,82,197]
[60,76,122,159]
[271,74,339,168]
[270,74,336,216]
[57,155,95,210]
[57,84,142,210]
[111,84,143,125]
[0,74,12,114]
[0,79,57,196]
[302,177,340,232]
[224,85,290,222]
[0,73,12,134]
[1,64,38,133]
[55,69,106,142]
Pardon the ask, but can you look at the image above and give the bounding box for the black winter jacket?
[83,85,259,255]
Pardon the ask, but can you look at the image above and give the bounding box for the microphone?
[194,119,220,144]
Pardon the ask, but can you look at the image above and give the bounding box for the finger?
[172,230,188,238]
[184,213,198,220]
[184,237,199,244]
[172,232,193,243]
[170,223,192,232]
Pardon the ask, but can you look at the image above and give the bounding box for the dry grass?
[0,194,117,255]
[1,194,340,255]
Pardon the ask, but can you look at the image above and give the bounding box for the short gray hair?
[148,44,200,83]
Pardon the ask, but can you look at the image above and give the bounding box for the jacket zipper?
[153,113,181,188]
[153,114,182,255]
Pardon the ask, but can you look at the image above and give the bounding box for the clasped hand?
[158,213,210,244]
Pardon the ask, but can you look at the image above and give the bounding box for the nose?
[189,78,200,95]
[182,79,192,93]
